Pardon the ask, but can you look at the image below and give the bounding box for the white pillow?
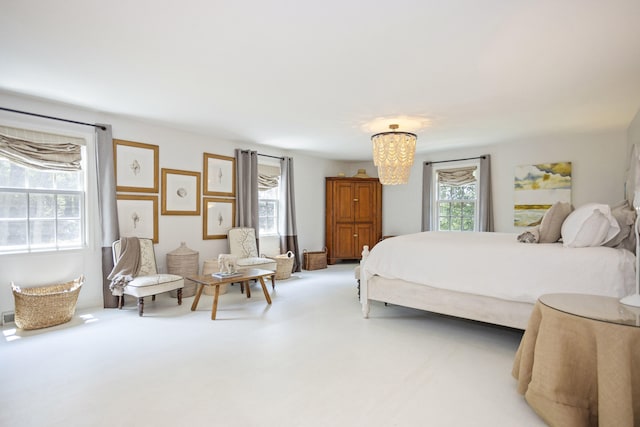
[561,203,620,248]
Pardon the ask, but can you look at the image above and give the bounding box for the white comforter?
[363,232,636,304]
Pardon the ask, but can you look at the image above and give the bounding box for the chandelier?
[371,124,417,185]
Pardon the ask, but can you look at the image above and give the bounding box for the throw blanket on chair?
[108,237,141,296]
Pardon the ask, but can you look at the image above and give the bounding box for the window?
[259,186,279,235]
[258,163,281,236]
[0,149,86,253]
[437,180,476,231]
[432,161,480,232]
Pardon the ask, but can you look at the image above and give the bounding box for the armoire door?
[335,181,355,222]
[353,182,375,222]
[334,223,356,258]
[354,223,374,257]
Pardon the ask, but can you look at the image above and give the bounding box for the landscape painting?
[514,162,572,227]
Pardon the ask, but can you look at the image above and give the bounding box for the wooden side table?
[513,294,640,427]
[188,268,274,320]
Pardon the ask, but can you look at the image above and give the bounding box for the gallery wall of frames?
[114,139,236,243]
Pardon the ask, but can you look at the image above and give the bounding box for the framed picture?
[116,195,159,243]
[161,168,201,215]
[203,197,236,239]
[114,139,159,193]
[514,162,572,227]
[203,153,236,197]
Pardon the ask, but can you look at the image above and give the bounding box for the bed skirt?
[362,275,533,330]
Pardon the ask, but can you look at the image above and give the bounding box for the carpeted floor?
[0,263,545,427]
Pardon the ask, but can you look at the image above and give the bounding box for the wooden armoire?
[325,177,382,264]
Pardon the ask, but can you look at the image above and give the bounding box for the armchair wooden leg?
[137,297,144,316]
[271,274,275,290]
[177,288,183,305]
[118,295,124,309]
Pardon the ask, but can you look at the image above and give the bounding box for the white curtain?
[0,126,82,171]
[437,166,477,186]
[258,163,280,191]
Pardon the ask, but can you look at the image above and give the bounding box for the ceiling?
[2,0,640,160]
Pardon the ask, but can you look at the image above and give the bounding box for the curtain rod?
[240,149,284,160]
[0,107,107,131]
[258,153,284,160]
[424,155,486,166]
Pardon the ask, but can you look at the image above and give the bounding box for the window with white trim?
[258,187,279,235]
[0,127,86,253]
[432,160,480,232]
[258,163,281,236]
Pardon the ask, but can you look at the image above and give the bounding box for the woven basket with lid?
[167,242,199,298]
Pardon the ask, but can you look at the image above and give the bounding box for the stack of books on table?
[211,271,242,279]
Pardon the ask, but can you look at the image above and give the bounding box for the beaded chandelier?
[371,124,417,185]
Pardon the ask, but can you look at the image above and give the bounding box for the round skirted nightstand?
[513,294,640,427]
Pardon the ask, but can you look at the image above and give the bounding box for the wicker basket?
[11,276,84,330]
[303,248,328,270]
[167,242,199,298]
[269,251,295,279]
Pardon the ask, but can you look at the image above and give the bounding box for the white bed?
[361,145,640,329]
[359,231,636,329]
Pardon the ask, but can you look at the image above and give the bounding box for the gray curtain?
[421,162,433,231]
[95,124,120,308]
[478,155,494,232]
[279,156,301,272]
[235,149,259,229]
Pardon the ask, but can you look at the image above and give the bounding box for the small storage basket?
[303,248,328,271]
[11,276,84,330]
[269,251,295,280]
[167,242,199,298]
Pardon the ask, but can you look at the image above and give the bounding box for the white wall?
[1,89,636,316]
[629,109,640,148]
[345,130,629,236]
[281,128,631,238]
[0,91,341,315]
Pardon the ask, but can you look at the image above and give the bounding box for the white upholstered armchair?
[228,227,276,290]
[112,238,184,316]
